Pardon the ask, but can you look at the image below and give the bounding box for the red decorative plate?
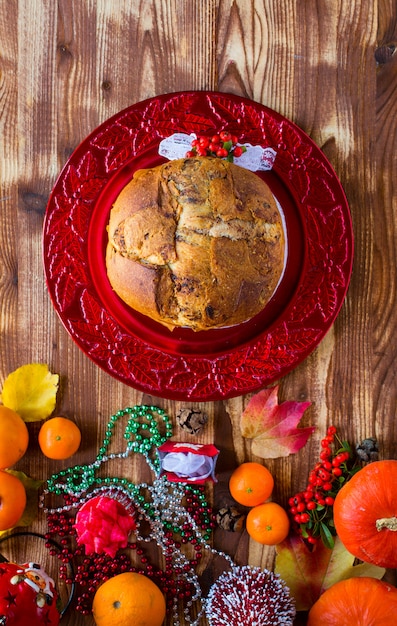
[43,91,353,401]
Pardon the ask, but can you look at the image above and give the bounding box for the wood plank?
[374,0,397,452]
[0,0,19,375]
[217,0,298,114]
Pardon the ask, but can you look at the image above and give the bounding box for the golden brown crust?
[106,157,285,331]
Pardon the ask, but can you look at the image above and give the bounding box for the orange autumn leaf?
[240,385,314,458]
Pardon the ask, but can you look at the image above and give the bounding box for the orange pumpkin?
[333,460,397,568]
[307,577,397,625]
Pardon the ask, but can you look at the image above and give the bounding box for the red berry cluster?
[288,426,358,549]
[186,131,247,161]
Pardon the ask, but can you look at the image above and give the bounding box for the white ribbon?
[162,451,214,481]
[158,133,277,171]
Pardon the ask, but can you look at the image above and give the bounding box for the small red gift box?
[157,441,219,484]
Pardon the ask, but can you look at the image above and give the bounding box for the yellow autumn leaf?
[275,534,385,611]
[0,363,59,422]
[0,470,43,538]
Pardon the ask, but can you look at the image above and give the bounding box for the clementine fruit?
[246,501,290,545]
[229,462,274,507]
[0,406,29,469]
[38,416,81,460]
[92,572,166,626]
[0,469,27,530]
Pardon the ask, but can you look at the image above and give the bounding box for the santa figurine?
[0,561,60,625]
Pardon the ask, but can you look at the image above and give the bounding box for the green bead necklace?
[41,405,224,625]
[46,405,171,498]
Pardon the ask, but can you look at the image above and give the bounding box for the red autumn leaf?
[240,385,314,458]
[274,533,385,611]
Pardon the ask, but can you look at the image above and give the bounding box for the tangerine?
[0,406,29,469]
[38,416,81,460]
[246,501,290,545]
[0,469,27,530]
[229,462,274,507]
[92,572,166,626]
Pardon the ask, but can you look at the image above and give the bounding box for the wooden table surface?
[1,1,396,624]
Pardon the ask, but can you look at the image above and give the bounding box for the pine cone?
[216,506,245,532]
[356,437,379,463]
[176,408,208,435]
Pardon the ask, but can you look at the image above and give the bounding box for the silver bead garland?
[40,405,235,625]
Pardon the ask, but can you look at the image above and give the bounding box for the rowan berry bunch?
[186,131,247,161]
[288,426,359,549]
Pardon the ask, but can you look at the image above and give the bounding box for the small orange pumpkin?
[333,460,397,568]
[307,577,397,625]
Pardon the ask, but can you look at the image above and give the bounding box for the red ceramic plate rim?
[42,91,353,401]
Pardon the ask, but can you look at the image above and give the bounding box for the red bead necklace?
[41,406,219,624]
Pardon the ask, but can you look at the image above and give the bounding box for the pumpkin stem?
[376,516,397,531]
